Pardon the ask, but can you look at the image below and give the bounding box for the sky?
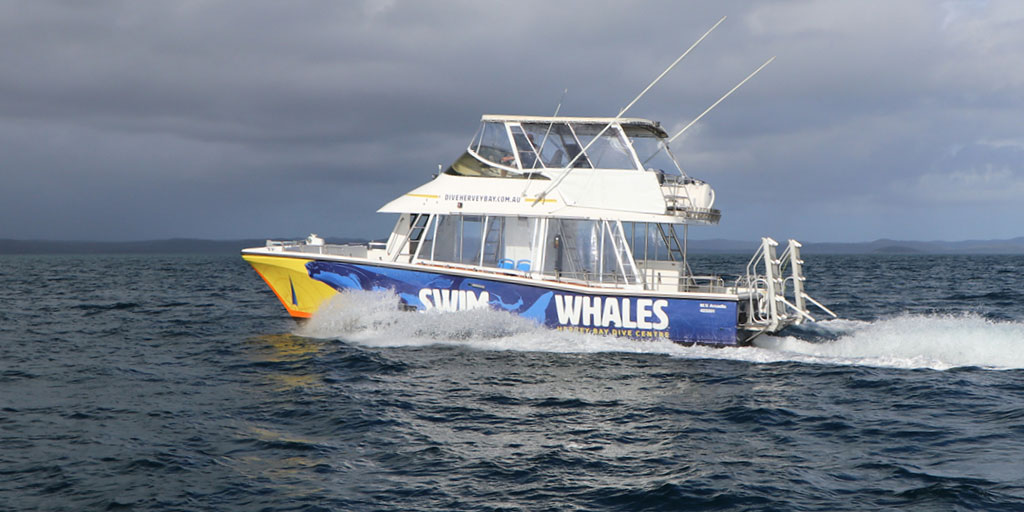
[1,0,1023,243]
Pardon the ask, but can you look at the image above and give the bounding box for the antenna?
[522,88,568,195]
[534,88,568,167]
[641,56,775,167]
[532,15,727,205]
[668,56,775,144]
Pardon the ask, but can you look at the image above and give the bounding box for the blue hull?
[306,260,739,346]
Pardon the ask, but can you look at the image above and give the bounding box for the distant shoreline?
[0,237,370,255]
[2,237,1023,255]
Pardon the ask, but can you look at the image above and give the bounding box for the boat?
[242,111,836,346]
[242,23,837,346]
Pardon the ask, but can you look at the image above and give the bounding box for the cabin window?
[623,222,682,262]
[510,125,542,170]
[476,122,515,166]
[423,215,484,265]
[415,214,643,284]
[544,219,592,278]
[407,213,430,256]
[446,151,505,178]
[469,123,484,152]
[447,122,552,178]
[459,216,484,265]
[626,126,682,178]
[418,214,437,260]
[571,124,635,170]
[521,123,578,169]
[451,119,659,176]
[544,219,638,284]
[481,216,505,267]
[445,151,551,179]
[415,214,540,272]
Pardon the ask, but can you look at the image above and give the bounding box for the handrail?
[735,237,837,334]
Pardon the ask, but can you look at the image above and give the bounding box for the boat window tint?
[407,214,430,256]
[423,215,484,265]
[470,123,485,152]
[476,122,514,166]
[625,126,681,177]
[623,222,674,262]
[429,215,458,262]
[481,216,505,267]
[571,124,636,170]
[459,216,484,265]
[447,151,504,177]
[522,123,575,169]
[445,152,548,179]
[510,125,542,170]
[419,215,437,260]
[409,214,429,240]
[544,219,599,277]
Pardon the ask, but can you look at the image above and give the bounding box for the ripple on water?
[2,254,1024,510]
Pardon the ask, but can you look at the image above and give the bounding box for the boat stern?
[736,237,837,342]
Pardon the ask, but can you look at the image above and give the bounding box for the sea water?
[1,253,1023,510]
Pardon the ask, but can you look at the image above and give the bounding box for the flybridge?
[378,110,723,225]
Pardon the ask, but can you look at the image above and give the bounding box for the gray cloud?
[1,0,1022,242]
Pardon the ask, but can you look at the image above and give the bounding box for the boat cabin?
[378,212,725,294]
[362,115,727,294]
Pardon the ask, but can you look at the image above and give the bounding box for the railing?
[549,270,633,287]
[667,206,722,224]
[265,239,305,248]
[263,239,371,257]
[735,238,837,340]
[551,267,730,294]
[678,274,728,293]
[660,183,721,223]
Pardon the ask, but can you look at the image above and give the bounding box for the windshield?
[521,123,587,168]
[572,124,636,170]
[473,121,515,165]
[520,122,638,170]
[450,119,657,176]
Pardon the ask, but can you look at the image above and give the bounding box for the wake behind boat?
[242,20,836,346]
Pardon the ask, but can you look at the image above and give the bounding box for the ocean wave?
[758,314,1024,370]
[298,290,1024,371]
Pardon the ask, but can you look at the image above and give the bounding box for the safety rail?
[548,268,730,294]
[263,238,374,258]
[660,179,721,224]
[265,239,306,248]
[736,237,836,339]
[665,205,722,224]
[645,270,729,294]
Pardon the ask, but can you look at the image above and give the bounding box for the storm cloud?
[1,0,1022,242]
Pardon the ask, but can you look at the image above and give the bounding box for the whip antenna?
[532,15,726,205]
[668,56,775,144]
[538,88,568,159]
[523,88,568,194]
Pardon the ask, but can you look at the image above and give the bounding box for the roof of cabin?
[480,115,667,137]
